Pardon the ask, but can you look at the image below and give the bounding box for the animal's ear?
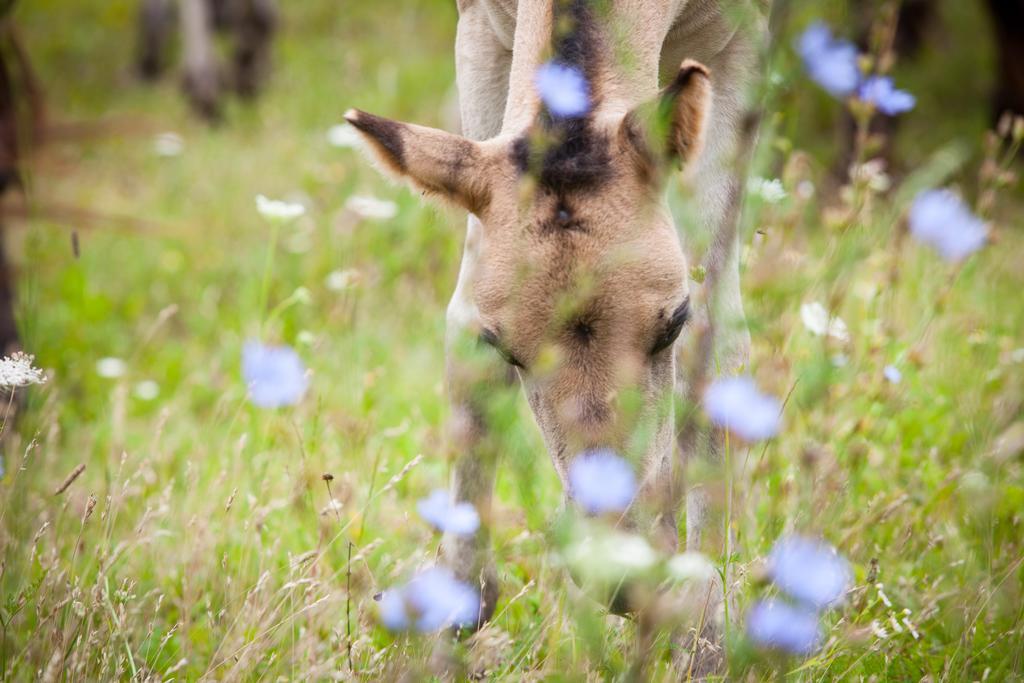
[618,60,711,181]
[345,109,492,214]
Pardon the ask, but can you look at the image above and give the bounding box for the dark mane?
[511,0,612,200]
[552,0,601,83]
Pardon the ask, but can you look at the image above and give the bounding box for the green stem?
[257,219,285,333]
[723,428,732,644]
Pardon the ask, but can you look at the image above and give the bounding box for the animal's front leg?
[180,0,222,120]
[668,14,764,678]
[230,0,278,98]
[136,0,176,80]
[439,315,515,628]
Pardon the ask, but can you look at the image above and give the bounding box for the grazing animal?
[348,0,765,667]
[136,0,278,120]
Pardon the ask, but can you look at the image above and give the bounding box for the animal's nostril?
[571,319,594,344]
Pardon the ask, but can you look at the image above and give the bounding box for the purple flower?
[797,22,861,97]
[417,489,480,536]
[768,536,851,610]
[746,599,822,655]
[378,567,480,632]
[568,449,636,515]
[883,365,902,384]
[242,341,308,408]
[378,588,409,631]
[908,189,987,262]
[859,76,915,115]
[535,62,590,118]
[704,376,781,442]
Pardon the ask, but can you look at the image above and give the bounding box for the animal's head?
[346,58,710,506]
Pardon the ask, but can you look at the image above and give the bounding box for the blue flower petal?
[747,599,822,655]
[378,589,409,631]
[379,567,479,633]
[242,341,308,408]
[704,376,781,442]
[535,62,590,118]
[568,449,637,515]
[859,76,916,115]
[768,535,851,609]
[797,23,861,97]
[417,489,480,536]
[908,189,987,262]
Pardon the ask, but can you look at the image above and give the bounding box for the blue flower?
[535,62,590,118]
[883,365,902,384]
[859,76,915,115]
[568,449,637,515]
[378,567,480,632]
[377,588,409,631]
[768,536,851,610]
[703,376,781,442]
[417,489,480,536]
[797,22,861,97]
[746,599,822,655]
[908,189,987,262]
[242,340,308,408]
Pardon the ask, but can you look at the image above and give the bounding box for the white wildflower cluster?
[153,132,184,157]
[255,194,306,221]
[0,352,46,388]
[346,195,398,220]
[800,301,850,342]
[748,176,788,204]
[869,582,920,642]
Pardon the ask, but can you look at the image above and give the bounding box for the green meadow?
[2,0,1022,679]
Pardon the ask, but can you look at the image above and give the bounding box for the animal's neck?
[500,0,677,133]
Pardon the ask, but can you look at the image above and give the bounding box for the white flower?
[153,132,184,157]
[800,302,849,342]
[565,528,658,584]
[327,124,362,148]
[748,177,788,204]
[325,268,361,291]
[134,380,159,400]
[0,352,46,387]
[96,357,127,379]
[666,551,716,583]
[255,194,306,221]
[883,365,902,384]
[704,376,781,442]
[346,195,398,220]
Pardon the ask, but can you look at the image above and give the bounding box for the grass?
[2,0,1022,679]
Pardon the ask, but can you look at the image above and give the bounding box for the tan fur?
[667,60,712,165]
[348,0,766,654]
[344,108,500,214]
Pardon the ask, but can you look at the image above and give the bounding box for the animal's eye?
[479,329,524,368]
[650,299,691,355]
